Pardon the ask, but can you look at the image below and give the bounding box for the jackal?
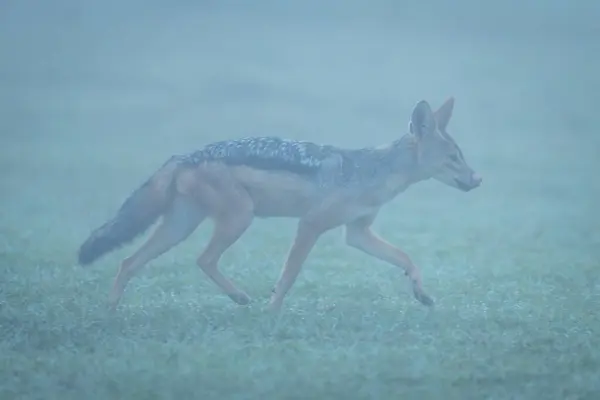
[78,97,481,311]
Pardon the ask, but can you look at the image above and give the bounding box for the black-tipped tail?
[77,160,180,265]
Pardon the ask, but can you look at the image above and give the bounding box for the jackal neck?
[389,134,419,169]
[334,134,419,185]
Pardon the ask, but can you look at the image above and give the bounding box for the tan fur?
[82,97,481,312]
[109,156,426,311]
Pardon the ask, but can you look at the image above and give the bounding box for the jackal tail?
[77,157,183,266]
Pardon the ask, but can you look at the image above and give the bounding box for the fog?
[1,1,599,398]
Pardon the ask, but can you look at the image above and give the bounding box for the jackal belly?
[229,166,323,218]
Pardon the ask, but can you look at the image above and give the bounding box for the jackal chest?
[358,173,412,207]
[304,175,411,227]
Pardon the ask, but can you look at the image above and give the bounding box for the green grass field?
[1,2,599,399]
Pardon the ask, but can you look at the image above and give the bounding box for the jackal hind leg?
[196,206,254,306]
[109,195,205,311]
[268,220,328,312]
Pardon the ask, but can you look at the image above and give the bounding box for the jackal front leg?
[345,214,434,307]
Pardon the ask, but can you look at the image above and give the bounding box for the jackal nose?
[472,173,482,186]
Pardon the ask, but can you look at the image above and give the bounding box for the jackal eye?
[449,154,460,162]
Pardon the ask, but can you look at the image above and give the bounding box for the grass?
[2,201,599,399]
[3,218,597,399]
[1,1,599,399]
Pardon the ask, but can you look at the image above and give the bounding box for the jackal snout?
[454,171,482,192]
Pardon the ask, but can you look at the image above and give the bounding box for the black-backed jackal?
[78,98,482,311]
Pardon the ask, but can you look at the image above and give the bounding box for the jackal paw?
[266,294,284,312]
[227,292,251,305]
[107,293,121,313]
[413,287,434,307]
[107,305,115,313]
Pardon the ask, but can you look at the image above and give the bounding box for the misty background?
[2,0,599,229]
[1,0,599,398]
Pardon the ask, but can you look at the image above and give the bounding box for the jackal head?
[409,98,482,192]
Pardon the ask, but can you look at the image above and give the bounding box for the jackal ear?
[434,97,455,131]
[409,100,436,138]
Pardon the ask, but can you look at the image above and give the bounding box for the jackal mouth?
[454,178,477,192]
